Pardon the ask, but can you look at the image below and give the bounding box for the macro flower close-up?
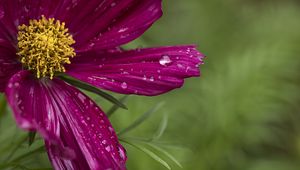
[0,0,204,170]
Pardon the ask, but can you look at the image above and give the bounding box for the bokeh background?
[1,0,300,169]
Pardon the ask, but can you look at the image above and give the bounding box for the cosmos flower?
[0,0,205,170]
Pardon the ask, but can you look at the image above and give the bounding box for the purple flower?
[0,0,205,170]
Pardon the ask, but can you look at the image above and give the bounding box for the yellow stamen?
[17,15,76,79]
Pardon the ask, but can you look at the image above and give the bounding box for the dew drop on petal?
[177,64,184,68]
[111,2,116,7]
[118,145,126,160]
[198,55,204,61]
[105,146,111,152]
[159,55,172,66]
[121,82,127,89]
[108,127,114,133]
[8,83,13,88]
[102,140,107,145]
[118,27,128,33]
[185,66,191,72]
[89,43,95,48]
[143,75,147,81]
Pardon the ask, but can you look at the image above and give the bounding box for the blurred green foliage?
[1,0,300,169]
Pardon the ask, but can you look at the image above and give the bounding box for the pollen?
[17,15,76,79]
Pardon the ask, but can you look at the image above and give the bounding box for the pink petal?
[67,45,205,96]
[5,71,127,170]
[70,0,162,51]
[0,0,162,51]
[0,39,20,92]
[0,0,61,42]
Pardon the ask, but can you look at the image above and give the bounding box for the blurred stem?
[10,145,45,163]
[120,136,186,150]
[4,136,28,162]
[120,137,185,168]
[0,163,52,170]
[152,114,168,141]
[0,94,7,118]
[118,102,165,136]
[107,96,129,117]
[28,131,37,146]
[120,138,171,170]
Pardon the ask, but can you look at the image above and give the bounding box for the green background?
[1,0,300,169]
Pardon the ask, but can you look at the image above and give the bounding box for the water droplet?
[8,83,13,88]
[111,2,116,7]
[105,146,111,152]
[118,27,128,33]
[159,55,172,66]
[143,75,147,80]
[121,82,127,89]
[185,66,191,72]
[108,127,114,133]
[198,56,204,60]
[118,145,126,160]
[89,43,95,48]
[177,64,184,68]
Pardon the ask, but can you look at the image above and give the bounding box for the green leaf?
[121,139,171,170]
[59,75,128,110]
[107,95,129,117]
[28,131,37,146]
[10,145,45,163]
[147,143,183,169]
[4,136,28,162]
[152,114,168,141]
[0,163,52,170]
[120,136,182,169]
[118,102,165,136]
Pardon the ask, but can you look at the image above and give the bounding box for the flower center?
[17,15,76,79]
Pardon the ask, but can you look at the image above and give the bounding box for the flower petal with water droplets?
[72,0,162,51]
[66,45,205,96]
[5,70,127,170]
